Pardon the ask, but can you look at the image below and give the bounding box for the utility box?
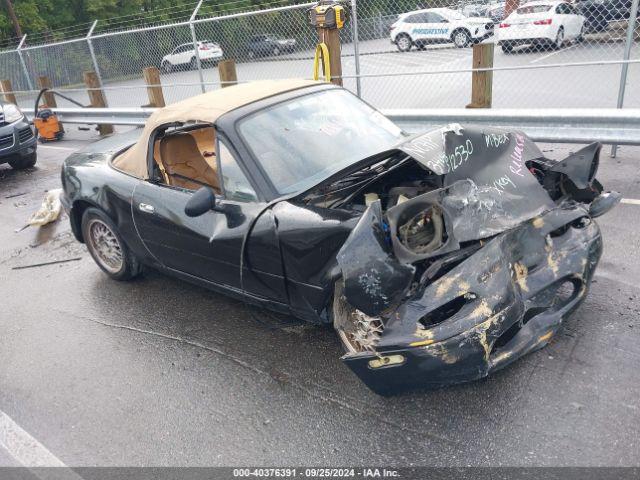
[308,1,347,29]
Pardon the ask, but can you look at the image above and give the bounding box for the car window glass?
[237,89,406,195]
[404,14,422,23]
[217,139,258,202]
[427,13,445,22]
[516,4,552,13]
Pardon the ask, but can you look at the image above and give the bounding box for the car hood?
[335,124,620,316]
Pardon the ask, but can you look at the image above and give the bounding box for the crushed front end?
[326,126,619,395]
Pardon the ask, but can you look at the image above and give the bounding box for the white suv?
[161,41,224,72]
[390,7,494,50]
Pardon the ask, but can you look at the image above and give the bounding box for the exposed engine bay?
[302,125,620,394]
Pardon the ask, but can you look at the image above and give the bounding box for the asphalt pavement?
[0,129,639,467]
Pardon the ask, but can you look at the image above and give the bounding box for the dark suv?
[0,100,37,170]
[576,0,638,32]
[246,34,297,58]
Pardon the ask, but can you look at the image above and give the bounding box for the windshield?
[237,89,406,195]
[516,4,552,13]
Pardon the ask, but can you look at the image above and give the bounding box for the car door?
[131,128,288,304]
[258,35,271,54]
[180,44,195,65]
[167,45,182,64]
[566,3,585,36]
[425,12,451,40]
[403,13,426,41]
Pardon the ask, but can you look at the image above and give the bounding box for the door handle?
[139,203,155,213]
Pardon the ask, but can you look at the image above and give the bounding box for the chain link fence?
[0,0,637,112]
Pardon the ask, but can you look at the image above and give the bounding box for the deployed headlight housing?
[3,104,24,123]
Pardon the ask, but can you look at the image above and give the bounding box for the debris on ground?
[27,189,63,227]
[12,257,82,270]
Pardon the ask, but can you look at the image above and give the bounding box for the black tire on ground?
[190,57,198,70]
[8,152,36,170]
[395,34,413,52]
[553,27,565,50]
[452,29,471,48]
[81,207,142,281]
[501,42,513,53]
[162,62,173,73]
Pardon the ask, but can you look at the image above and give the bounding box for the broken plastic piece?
[28,189,62,227]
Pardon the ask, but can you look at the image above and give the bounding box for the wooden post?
[467,43,494,109]
[37,75,64,132]
[0,80,17,105]
[142,67,165,107]
[317,28,343,87]
[218,59,237,88]
[83,71,113,135]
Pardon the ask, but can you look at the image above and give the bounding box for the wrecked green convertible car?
[60,80,620,395]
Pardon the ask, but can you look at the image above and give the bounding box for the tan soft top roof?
[113,79,321,179]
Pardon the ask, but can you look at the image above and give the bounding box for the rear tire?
[190,57,198,70]
[162,61,173,73]
[554,27,565,49]
[501,42,513,53]
[272,46,280,56]
[395,34,413,52]
[8,152,36,170]
[81,207,142,281]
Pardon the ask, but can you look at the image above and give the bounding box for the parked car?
[390,7,494,50]
[575,0,638,32]
[161,41,223,73]
[487,1,506,22]
[245,34,297,58]
[0,100,37,170]
[498,1,585,52]
[60,80,619,395]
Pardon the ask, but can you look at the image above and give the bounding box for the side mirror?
[185,186,217,217]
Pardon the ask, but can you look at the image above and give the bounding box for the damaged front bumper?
[341,205,602,395]
[332,126,619,395]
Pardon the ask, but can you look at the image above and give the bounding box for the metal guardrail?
[24,107,640,146]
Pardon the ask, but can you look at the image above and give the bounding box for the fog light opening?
[418,294,471,329]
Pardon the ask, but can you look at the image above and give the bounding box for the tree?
[3,0,22,38]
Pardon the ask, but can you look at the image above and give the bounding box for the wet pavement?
[0,131,639,467]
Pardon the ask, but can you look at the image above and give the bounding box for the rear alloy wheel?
[82,207,141,281]
[8,152,36,170]
[452,29,471,48]
[396,34,413,52]
[554,27,565,49]
[577,25,585,42]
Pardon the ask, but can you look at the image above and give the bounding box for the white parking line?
[529,43,577,64]
[621,198,640,205]
[0,411,66,467]
[38,145,79,151]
